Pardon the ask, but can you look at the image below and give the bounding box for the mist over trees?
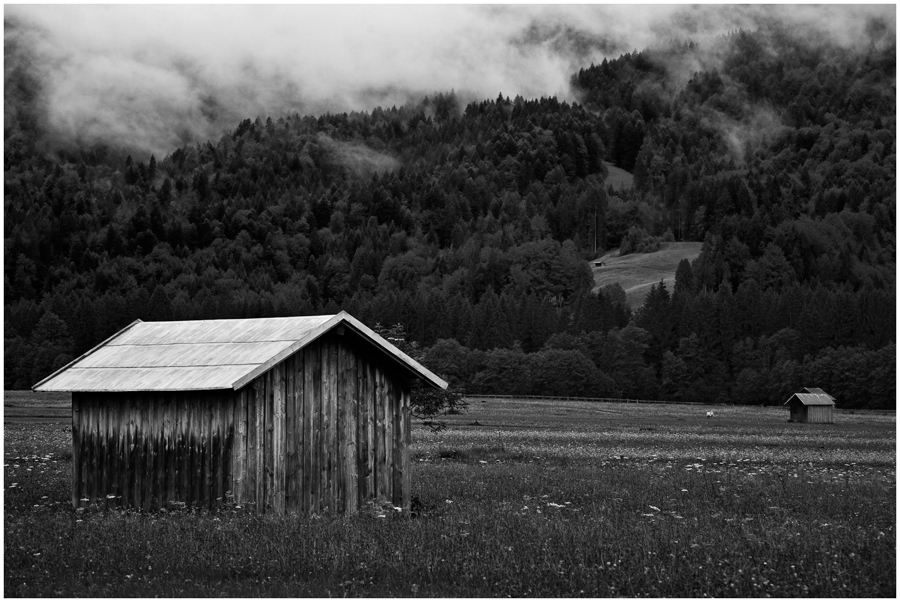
[5,26,895,408]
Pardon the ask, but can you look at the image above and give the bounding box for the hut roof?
[803,387,835,401]
[784,392,836,407]
[33,311,448,393]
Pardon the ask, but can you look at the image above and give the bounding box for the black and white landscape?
[4,4,895,597]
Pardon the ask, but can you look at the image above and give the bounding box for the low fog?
[4,4,894,158]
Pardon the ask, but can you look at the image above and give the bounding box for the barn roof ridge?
[33,311,448,392]
[783,391,836,406]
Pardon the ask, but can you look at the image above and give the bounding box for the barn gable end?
[35,312,445,514]
[231,329,412,514]
[784,390,836,424]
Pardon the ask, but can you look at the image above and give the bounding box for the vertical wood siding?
[71,330,413,514]
[807,405,833,424]
[71,390,235,510]
[789,404,833,424]
[230,330,412,514]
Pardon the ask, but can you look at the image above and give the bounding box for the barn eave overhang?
[32,319,144,392]
[33,312,448,394]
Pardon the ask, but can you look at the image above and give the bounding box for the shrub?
[619,225,662,256]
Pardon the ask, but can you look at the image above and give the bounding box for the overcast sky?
[5,4,895,157]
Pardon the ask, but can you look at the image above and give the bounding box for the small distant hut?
[592,260,605,268]
[33,311,447,514]
[784,388,836,424]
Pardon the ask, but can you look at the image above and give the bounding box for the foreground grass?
[4,398,896,597]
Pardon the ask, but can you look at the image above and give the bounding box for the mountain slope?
[4,24,894,407]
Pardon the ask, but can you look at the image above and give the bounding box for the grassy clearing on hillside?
[4,395,895,597]
[592,241,703,308]
[603,161,634,190]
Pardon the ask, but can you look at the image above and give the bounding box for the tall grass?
[4,402,895,597]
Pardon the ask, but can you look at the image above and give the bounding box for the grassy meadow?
[601,161,634,191]
[4,392,895,597]
[590,242,703,309]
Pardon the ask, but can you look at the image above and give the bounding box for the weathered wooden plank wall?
[71,390,235,510]
[70,329,413,514]
[230,330,411,514]
[807,405,833,424]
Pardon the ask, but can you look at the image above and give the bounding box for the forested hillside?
[5,26,895,407]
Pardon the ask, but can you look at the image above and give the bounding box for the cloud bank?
[4,4,894,157]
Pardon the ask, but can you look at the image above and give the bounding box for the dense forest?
[5,26,896,408]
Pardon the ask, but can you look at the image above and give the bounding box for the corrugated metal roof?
[784,392,836,406]
[33,312,448,392]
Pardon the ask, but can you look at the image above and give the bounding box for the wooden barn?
[784,388,836,424]
[33,311,447,514]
